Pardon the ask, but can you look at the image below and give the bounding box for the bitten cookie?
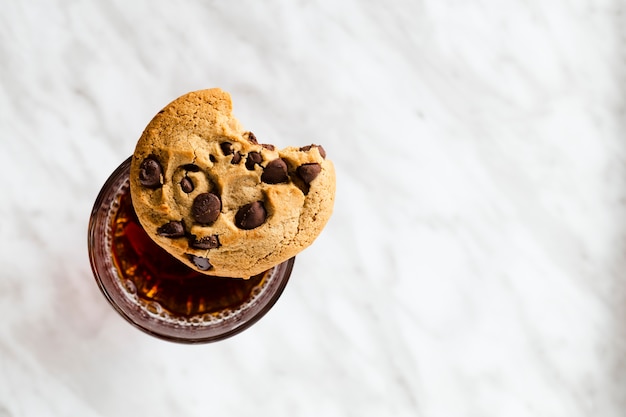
[129,88,335,278]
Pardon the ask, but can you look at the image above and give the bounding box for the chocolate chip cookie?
[129,89,335,278]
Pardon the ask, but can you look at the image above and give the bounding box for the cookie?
[129,89,335,278]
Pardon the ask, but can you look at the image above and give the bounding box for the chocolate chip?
[190,234,220,250]
[235,201,267,230]
[247,132,258,144]
[180,176,194,193]
[191,192,221,225]
[297,163,322,184]
[157,220,185,238]
[181,164,200,172]
[261,143,275,151]
[220,142,233,155]
[245,151,263,170]
[299,144,326,159]
[231,151,242,164]
[139,156,163,188]
[210,155,217,162]
[261,158,289,184]
[187,254,212,271]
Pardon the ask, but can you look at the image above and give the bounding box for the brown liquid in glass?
[110,189,268,318]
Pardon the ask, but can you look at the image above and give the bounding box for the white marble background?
[1,0,625,416]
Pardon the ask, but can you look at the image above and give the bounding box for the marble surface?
[1,0,626,415]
